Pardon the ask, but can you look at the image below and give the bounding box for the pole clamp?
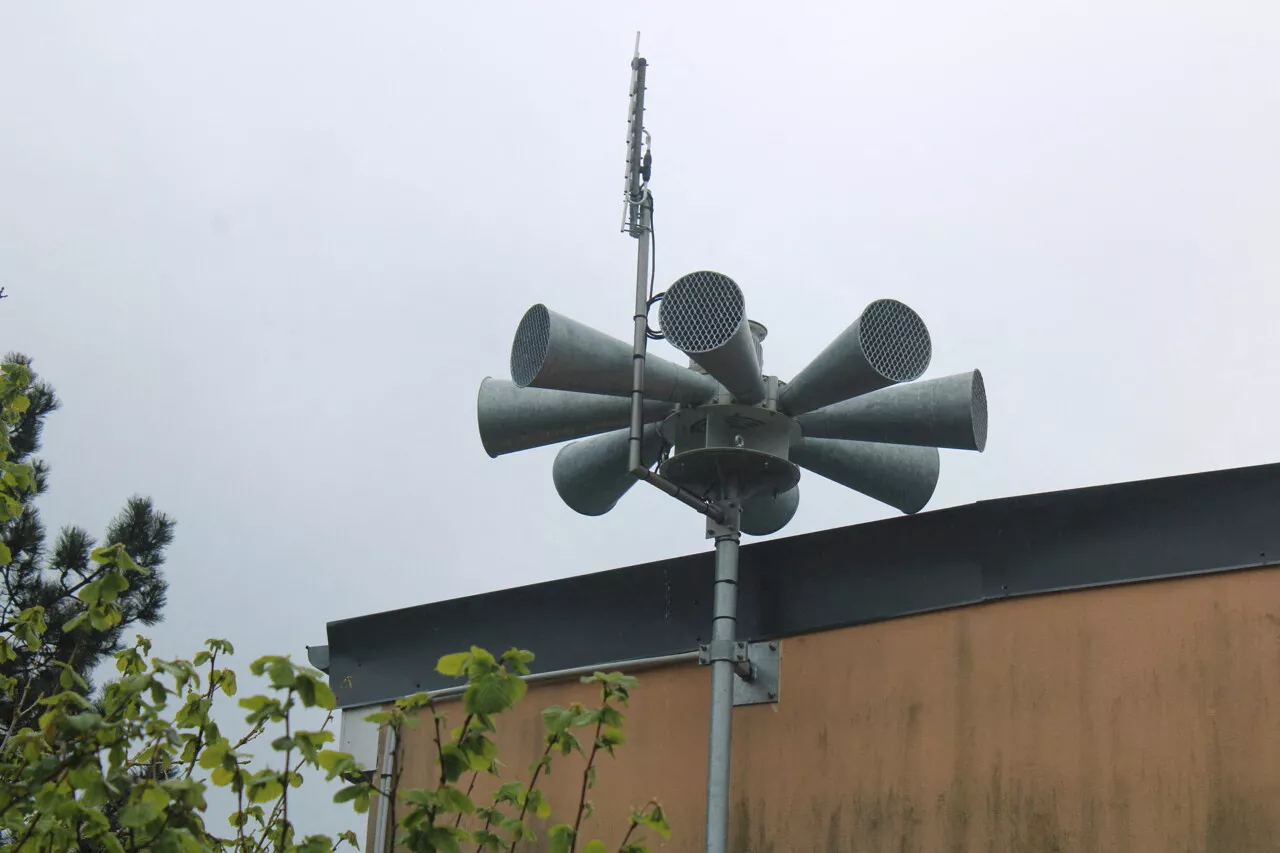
[697,640,781,706]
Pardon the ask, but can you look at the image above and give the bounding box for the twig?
[278,690,293,853]
[570,716,607,853]
[615,799,657,853]
[506,740,555,853]
[454,771,479,828]
[184,650,221,779]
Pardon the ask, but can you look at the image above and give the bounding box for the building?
[311,461,1280,851]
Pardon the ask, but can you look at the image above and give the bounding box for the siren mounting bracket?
[698,640,781,707]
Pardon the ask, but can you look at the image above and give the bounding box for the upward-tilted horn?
[658,271,767,404]
[510,304,718,404]
[779,299,932,416]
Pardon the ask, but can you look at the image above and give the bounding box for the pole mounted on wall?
[476,34,989,853]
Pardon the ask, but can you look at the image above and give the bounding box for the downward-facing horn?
[551,424,665,517]
[790,437,939,515]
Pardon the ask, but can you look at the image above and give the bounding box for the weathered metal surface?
[326,462,1280,710]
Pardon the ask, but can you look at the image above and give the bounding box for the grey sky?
[3,0,1278,839]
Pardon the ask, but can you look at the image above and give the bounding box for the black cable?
[644,192,666,340]
[647,194,656,301]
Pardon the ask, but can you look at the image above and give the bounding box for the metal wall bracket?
[697,640,780,706]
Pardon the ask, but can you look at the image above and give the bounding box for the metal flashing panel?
[325,462,1280,708]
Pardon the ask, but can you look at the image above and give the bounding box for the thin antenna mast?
[623,32,649,238]
[622,38,721,519]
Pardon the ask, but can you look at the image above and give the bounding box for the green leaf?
[218,669,238,696]
[334,784,368,804]
[439,743,469,783]
[318,749,357,776]
[439,785,476,814]
[198,741,228,770]
[495,780,524,807]
[500,647,536,675]
[436,651,470,677]
[637,803,671,840]
[141,785,171,809]
[0,541,10,564]
[247,777,284,803]
[542,705,578,734]
[68,762,101,789]
[547,824,575,853]
[64,711,103,733]
[473,829,502,851]
[582,842,608,853]
[599,727,626,751]
[423,825,466,853]
[118,802,162,829]
[99,570,130,602]
[464,672,527,716]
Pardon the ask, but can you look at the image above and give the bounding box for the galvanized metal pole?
[704,522,741,853]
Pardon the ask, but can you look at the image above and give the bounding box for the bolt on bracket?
[697,640,780,706]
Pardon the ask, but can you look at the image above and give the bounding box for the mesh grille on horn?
[659,271,746,353]
[510,305,552,388]
[858,300,931,382]
[971,370,989,451]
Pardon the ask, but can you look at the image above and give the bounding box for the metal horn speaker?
[779,299,932,416]
[511,304,718,404]
[790,437,939,514]
[477,378,674,458]
[658,271,767,404]
[552,424,665,517]
[797,370,987,451]
[740,485,800,536]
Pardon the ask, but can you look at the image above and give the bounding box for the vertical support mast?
[620,35,740,853]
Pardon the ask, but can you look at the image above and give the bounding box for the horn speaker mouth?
[510,304,552,388]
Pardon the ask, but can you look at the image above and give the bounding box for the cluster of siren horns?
[478,270,987,536]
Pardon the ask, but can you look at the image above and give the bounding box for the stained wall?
[380,566,1280,852]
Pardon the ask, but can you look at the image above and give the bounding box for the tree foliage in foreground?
[0,358,668,853]
[0,353,176,735]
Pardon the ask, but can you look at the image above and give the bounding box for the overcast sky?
[3,0,1278,838]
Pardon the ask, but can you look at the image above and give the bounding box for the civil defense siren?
[477,267,987,535]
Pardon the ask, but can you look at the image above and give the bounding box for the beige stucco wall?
[376,565,1280,852]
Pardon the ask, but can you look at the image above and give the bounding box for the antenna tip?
[634,31,641,58]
